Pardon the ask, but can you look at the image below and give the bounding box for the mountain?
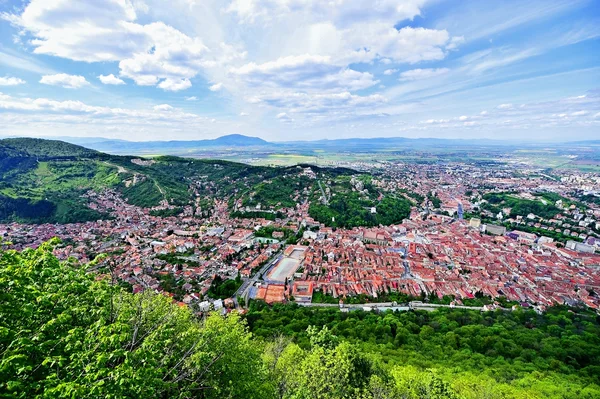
[211,134,268,146]
[64,134,270,154]
[57,134,547,156]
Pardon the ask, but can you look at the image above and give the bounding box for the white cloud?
[351,26,453,64]
[240,111,249,116]
[230,54,378,91]
[98,74,125,85]
[185,96,198,101]
[227,0,427,26]
[39,73,90,89]
[414,91,600,134]
[276,112,293,122]
[0,76,26,86]
[571,110,588,116]
[286,23,458,65]
[157,78,192,91]
[209,82,223,91]
[399,68,449,81]
[383,69,398,76]
[4,1,213,91]
[118,22,208,87]
[153,104,173,111]
[254,91,387,115]
[0,91,238,140]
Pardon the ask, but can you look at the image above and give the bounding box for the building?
[485,224,506,236]
[469,218,481,228]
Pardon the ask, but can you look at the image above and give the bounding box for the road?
[297,301,509,312]
[317,180,329,205]
[233,250,283,308]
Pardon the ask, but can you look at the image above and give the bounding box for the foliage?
[149,207,184,217]
[483,193,561,219]
[207,274,242,299]
[0,240,268,398]
[309,181,411,228]
[428,191,442,208]
[246,302,600,398]
[241,175,312,209]
[231,210,284,220]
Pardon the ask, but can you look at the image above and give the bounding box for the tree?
[0,239,268,399]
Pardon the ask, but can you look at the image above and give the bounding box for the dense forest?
[2,241,599,398]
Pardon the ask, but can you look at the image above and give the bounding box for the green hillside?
[0,138,414,225]
[0,139,276,223]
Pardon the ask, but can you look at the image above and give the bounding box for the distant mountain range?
[53,134,269,153]
[2,134,599,156]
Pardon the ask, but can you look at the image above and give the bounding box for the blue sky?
[0,0,598,142]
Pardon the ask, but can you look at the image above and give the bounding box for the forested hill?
[0,137,99,158]
[0,138,284,224]
[0,138,413,226]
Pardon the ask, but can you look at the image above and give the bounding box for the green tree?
[0,239,268,398]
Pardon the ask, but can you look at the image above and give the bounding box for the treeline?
[1,242,599,398]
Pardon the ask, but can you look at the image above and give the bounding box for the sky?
[0,0,599,142]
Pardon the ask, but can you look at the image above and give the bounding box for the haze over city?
[0,0,599,141]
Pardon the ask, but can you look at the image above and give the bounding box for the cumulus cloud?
[39,73,90,89]
[497,103,513,109]
[383,69,398,76]
[153,104,173,111]
[399,68,449,81]
[209,82,223,91]
[157,78,192,91]
[0,76,26,86]
[98,74,125,85]
[350,26,453,64]
[4,0,211,91]
[185,96,198,101]
[240,112,249,116]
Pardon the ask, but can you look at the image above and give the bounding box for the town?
[2,159,600,314]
